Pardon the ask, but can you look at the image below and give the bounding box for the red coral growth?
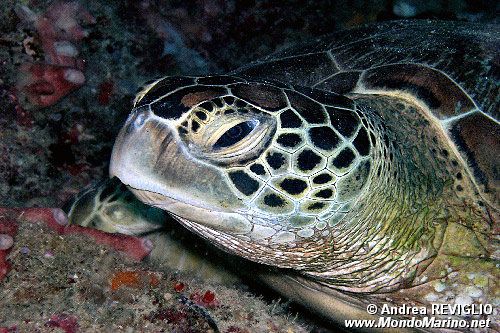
[0,326,18,333]
[0,217,18,281]
[34,1,95,66]
[32,208,153,261]
[190,290,219,307]
[110,270,161,291]
[16,1,95,108]
[174,282,185,292]
[19,63,85,108]
[45,313,79,333]
[202,290,215,304]
[0,208,153,263]
[64,226,153,261]
[110,271,141,291]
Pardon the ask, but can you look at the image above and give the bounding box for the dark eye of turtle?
[213,121,256,150]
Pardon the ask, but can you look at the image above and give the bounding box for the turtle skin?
[67,20,499,332]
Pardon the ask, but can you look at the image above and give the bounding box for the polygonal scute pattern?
[264,149,291,176]
[309,187,336,200]
[227,169,262,197]
[308,126,341,153]
[237,52,339,88]
[315,71,362,95]
[255,186,294,215]
[249,162,267,176]
[247,161,271,181]
[279,109,303,128]
[293,147,327,175]
[223,95,236,105]
[286,90,328,124]
[152,86,227,120]
[194,110,209,123]
[352,127,371,156]
[198,101,216,113]
[230,83,287,112]
[328,212,347,227]
[289,215,317,228]
[196,75,244,86]
[326,107,360,138]
[190,119,201,133]
[294,86,355,110]
[300,200,331,215]
[136,76,196,107]
[269,175,310,199]
[363,64,477,119]
[276,132,305,152]
[336,159,371,202]
[311,170,336,187]
[449,112,499,203]
[328,147,357,174]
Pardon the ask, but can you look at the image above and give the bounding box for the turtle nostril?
[134,113,146,127]
[124,107,151,135]
[128,106,152,130]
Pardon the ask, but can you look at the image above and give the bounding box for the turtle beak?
[109,105,250,232]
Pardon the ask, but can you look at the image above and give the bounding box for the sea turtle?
[66,20,499,331]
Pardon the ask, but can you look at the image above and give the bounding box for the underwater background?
[0,0,498,332]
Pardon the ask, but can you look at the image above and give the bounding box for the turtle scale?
[241,20,498,120]
[234,20,499,207]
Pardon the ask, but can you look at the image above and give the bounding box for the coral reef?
[15,1,95,108]
[0,208,153,281]
[0,208,308,332]
[18,63,85,108]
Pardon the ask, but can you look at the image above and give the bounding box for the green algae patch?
[440,222,488,258]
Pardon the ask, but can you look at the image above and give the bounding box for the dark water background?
[0,0,497,207]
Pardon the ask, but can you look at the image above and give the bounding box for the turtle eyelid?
[213,120,257,150]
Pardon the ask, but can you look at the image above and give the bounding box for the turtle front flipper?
[63,177,242,284]
[63,177,166,236]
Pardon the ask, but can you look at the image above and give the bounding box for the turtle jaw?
[126,186,253,235]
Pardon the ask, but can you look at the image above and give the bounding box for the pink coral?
[16,1,95,108]
[21,208,154,261]
[0,326,18,333]
[33,1,95,67]
[19,63,85,108]
[189,290,220,308]
[45,313,79,333]
[0,207,154,283]
[0,219,17,281]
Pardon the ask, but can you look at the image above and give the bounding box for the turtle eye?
[213,121,257,150]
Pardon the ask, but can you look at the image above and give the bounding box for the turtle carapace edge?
[71,20,499,330]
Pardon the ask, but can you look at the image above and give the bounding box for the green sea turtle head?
[110,74,493,293]
[110,75,374,270]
